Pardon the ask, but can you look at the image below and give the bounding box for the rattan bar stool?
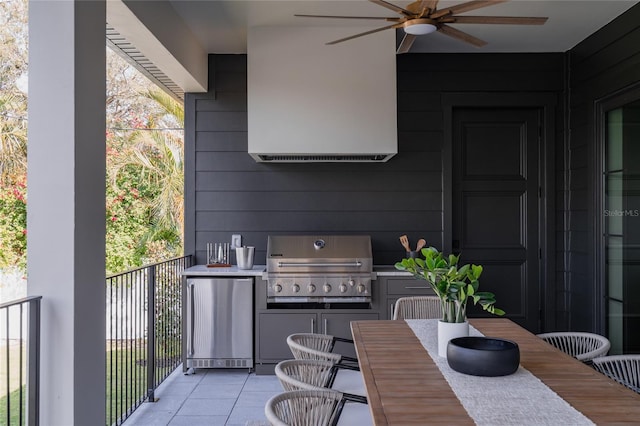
[536,331,610,362]
[275,359,367,403]
[286,333,358,367]
[265,389,345,426]
[592,354,640,393]
[393,296,442,320]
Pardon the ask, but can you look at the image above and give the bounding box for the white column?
[27,1,106,424]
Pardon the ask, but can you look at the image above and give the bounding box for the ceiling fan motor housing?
[403,18,438,35]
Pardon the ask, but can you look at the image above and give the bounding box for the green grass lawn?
[0,341,27,425]
[0,386,26,425]
[106,341,149,425]
[0,340,178,426]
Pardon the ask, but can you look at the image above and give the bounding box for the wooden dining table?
[350,318,640,425]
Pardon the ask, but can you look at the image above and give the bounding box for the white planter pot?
[438,320,469,358]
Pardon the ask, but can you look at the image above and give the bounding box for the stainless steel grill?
[266,235,374,303]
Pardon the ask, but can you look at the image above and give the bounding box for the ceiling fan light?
[403,20,437,36]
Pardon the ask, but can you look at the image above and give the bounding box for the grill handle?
[277,261,363,267]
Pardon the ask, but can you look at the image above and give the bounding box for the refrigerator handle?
[187,281,195,357]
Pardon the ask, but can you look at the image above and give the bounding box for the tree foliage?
[105,57,185,274]
[0,0,185,275]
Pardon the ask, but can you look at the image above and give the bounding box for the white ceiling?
[167,0,639,54]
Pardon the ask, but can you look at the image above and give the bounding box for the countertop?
[373,265,412,277]
[182,264,411,278]
[182,265,266,277]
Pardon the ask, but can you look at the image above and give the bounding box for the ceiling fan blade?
[410,0,440,13]
[438,24,487,47]
[397,33,417,54]
[326,23,401,45]
[369,0,415,16]
[419,0,440,13]
[294,14,402,21]
[451,15,548,25]
[431,0,508,19]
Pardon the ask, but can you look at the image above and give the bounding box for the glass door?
[602,97,640,354]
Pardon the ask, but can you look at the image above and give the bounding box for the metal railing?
[106,255,192,426]
[0,296,41,426]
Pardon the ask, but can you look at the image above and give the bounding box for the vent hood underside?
[254,154,394,163]
[247,26,397,163]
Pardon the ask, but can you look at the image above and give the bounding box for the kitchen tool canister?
[236,246,255,270]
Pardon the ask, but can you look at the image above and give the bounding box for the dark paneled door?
[452,108,541,332]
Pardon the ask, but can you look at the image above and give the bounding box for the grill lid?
[266,235,372,274]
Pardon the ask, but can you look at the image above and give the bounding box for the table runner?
[405,319,595,426]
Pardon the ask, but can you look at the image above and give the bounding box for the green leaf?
[458,264,469,276]
[472,264,483,277]
[426,256,435,270]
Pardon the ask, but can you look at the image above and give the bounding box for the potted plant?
[395,246,505,357]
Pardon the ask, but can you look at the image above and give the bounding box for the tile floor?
[122,367,281,426]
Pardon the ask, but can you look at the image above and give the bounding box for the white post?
[27,0,106,424]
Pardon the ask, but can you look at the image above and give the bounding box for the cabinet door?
[257,312,317,361]
[385,278,436,319]
[386,278,435,296]
[320,312,379,358]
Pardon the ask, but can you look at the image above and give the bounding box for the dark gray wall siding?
[185,54,565,329]
[567,3,640,332]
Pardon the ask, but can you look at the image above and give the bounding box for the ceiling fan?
[295,0,548,53]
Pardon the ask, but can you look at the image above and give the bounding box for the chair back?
[592,354,640,393]
[265,389,344,426]
[536,331,610,361]
[275,359,334,392]
[393,296,442,320]
[287,333,343,363]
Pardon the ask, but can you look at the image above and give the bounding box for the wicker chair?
[592,355,640,394]
[287,333,358,366]
[536,332,610,362]
[275,359,367,403]
[393,296,442,320]
[265,389,345,426]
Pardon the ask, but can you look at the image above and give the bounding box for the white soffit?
[107,0,208,94]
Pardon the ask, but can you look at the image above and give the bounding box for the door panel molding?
[442,92,557,332]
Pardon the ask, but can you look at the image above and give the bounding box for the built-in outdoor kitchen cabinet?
[257,312,317,361]
[383,277,435,320]
[256,312,378,364]
[254,277,380,374]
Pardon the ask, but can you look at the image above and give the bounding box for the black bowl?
[447,336,520,377]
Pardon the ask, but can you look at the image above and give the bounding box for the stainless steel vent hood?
[247,26,397,163]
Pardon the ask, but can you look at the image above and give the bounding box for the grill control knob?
[274,284,282,293]
[339,284,348,293]
[308,284,316,293]
[292,284,300,293]
[357,284,366,294]
[348,279,355,287]
[323,283,332,293]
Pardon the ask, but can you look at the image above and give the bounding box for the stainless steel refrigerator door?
[186,278,253,364]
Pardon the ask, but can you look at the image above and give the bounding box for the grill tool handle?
[277,261,363,267]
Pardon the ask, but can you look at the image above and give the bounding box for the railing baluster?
[5,305,10,425]
[19,303,23,426]
[27,297,40,426]
[146,264,156,403]
[0,296,42,426]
